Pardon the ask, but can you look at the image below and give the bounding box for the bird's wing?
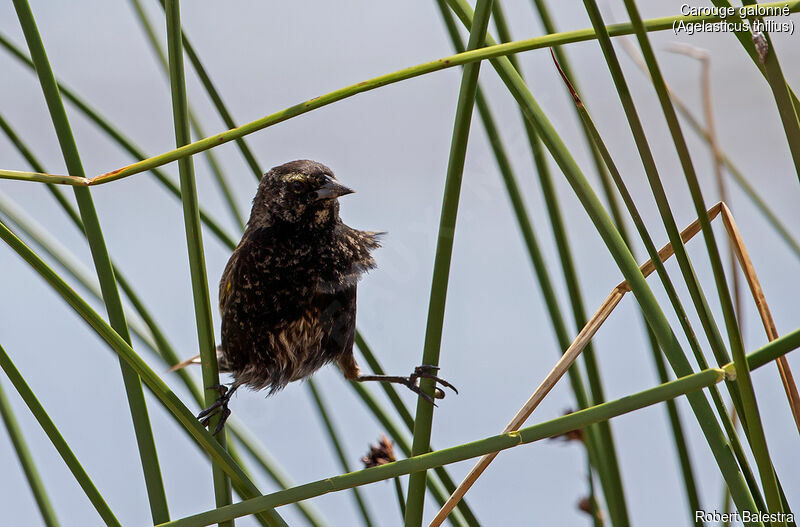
[318,283,357,361]
[218,243,241,315]
[314,225,380,294]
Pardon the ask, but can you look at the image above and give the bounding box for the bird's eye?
[290,180,306,193]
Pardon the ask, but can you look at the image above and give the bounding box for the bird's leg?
[356,365,457,405]
[197,382,241,435]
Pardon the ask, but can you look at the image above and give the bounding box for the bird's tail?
[167,346,227,372]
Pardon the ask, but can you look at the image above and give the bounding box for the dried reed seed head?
[362,434,396,468]
[577,496,604,521]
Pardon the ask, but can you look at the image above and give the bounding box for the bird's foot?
[407,365,458,405]
[356,365,457,405]
[197,383,237,435]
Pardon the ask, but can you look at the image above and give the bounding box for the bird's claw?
[197,384,235,435]
[411,365,458,396]
[405,364,458,404]
[406,381,438,406]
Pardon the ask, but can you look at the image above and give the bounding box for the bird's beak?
[314,180,354,201]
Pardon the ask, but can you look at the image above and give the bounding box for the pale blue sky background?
[1,1,799,526]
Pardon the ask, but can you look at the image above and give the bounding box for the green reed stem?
[621,1,784,520]
[153,0,265,179]
[405,1,493,524]
[347,384,469,527]
[0,380,60,527]
[308,380,376,527]
[489,4,629,524]
[11,1,170,522]
[394,477,407,518]
[445,0,759,514]
[158,326,800,525]
[129,0,245,230]
[164,1,233,523]
[552,55,713,523]
[158,360,800,527]
[434,2,616,522]
[0,343,120,526]
[576,6,775,514]
[354,331,477,526]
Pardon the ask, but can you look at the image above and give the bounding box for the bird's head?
[249,160,354,227]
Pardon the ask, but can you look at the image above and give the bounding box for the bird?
[171,160,456,434]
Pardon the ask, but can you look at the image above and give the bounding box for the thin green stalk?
[153,0,265,179]
[6,2,794,187]
[0,168,87,185]
[490,4,629,525]
[128,0,245,230]
[0,344,120,527]
[574,4,774,513]
[553,57,708,521]
[528,0,622,226]
[394,477,407,518]
[444,0,757,513]
[163,1,233,523]
[432,3,614,523]
[586,455,603,527]
[307,380,375,527]
[160,365,758,527]
[551,36,710,523]
[11,1,169,522]
[0,33,238,250]
[348,383,469,527]
[550,31,765,513]
[0,221,288,527]
[156,325,800,526]
[621,1,784,520]
[0,380,60,527]
[405,1,493,524]
[353,332,478,526]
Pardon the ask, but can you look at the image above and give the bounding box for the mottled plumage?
[218,160,378,393]
[176,160,455,433]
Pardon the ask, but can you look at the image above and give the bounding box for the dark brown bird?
[172,160,455,434]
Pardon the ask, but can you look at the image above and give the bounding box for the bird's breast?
[268,309,325,381]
